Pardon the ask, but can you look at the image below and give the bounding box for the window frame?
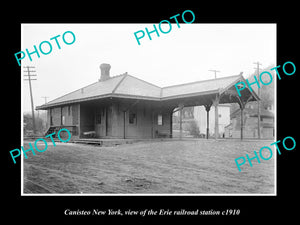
[157,114,163,126]
[129,111,137,125]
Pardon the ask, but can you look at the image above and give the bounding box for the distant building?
[194,104,230,137]
[172,105,230,138]
[172,107,195,138]
[225,103,274,139]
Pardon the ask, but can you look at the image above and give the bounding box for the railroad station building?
[36,63,259,140]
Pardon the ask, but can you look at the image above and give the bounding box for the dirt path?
[23,139,275,194]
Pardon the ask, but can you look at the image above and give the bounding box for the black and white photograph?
[4,5,298,224]
[21,23,276,195]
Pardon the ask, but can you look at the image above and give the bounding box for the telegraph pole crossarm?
[209,69,220,79]
[41,96,49,104]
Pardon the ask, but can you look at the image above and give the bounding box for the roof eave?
[36,94,113,110]
[161,89,219,101]
[36,93,162,110]
[219,75,260,101]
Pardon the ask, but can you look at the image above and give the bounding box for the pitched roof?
[45,74,125,105]
[162,75,241,99]
[36,73,252,109]
[113,74,161,99]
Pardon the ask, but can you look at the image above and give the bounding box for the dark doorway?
[106,105,112,136]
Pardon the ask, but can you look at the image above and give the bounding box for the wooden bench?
[83,131,96,138]
[155,130,170,138]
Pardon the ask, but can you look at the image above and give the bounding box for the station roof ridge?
[36,72,246,110]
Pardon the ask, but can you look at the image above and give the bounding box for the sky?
[21,23,276,113]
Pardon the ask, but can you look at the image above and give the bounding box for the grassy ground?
[23,139,275,194]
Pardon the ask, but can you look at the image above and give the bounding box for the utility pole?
[24,66,37,135]
[209,70,220,79]
[41,96,49,104]
[253,62,262,139]
[41,96,49,131]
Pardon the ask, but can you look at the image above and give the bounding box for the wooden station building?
[36,63,259,140]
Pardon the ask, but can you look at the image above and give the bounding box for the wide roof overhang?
[36,74,259,110]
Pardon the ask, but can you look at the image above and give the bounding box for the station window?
[129,112,137,124]
[68,105,72,116]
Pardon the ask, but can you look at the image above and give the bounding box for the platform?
[71,138,159,146]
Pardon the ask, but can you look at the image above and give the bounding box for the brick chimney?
[99,63,111,81]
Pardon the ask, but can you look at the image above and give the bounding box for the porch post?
[170,110,173,138]
[123,111,126,139]
[213,95,220,140]
[178,103,184,139]
[179,108,183,139]
[78,103,81,138]
[204,104,211,139]
[240,106,244,140]
[235,95,251,140]
[151,111,154,138]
